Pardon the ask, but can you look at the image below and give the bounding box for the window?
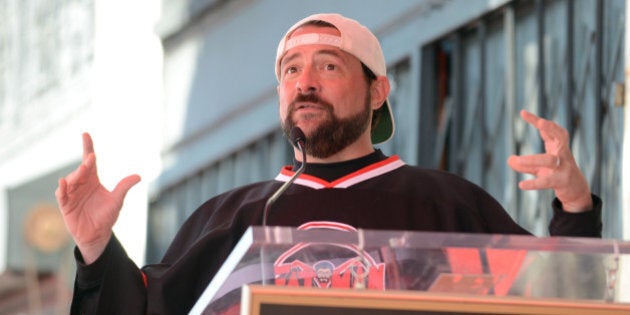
[421,0,624,238]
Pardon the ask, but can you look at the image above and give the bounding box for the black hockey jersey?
[71,151,602,314]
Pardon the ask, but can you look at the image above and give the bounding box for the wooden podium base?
[241,285,630,315]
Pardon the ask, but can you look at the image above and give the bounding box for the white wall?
[0,0,163,271]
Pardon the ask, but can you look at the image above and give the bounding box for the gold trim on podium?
[241,284,630,315]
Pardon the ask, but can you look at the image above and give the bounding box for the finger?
[112,174,141,200]
[83,152,96,170]
[56,178,78,216]
[520,110,567,149]
[55,178,68,206]
[64,153,98,195]
[82,132,95,161]
[507,154,559,174]
[519,109,541,127]
[71,153,97,182]
[519,176,554,190]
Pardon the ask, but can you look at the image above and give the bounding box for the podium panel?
[242,285,630,315]
[189,226,630,315]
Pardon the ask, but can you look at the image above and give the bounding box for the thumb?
[112,174,141,200]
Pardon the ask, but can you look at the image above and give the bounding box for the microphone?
[260,127,306,285]
[262,127,307,227]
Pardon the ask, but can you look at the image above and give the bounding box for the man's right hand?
[55,132,141,264]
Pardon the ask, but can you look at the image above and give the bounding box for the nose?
[296,67,319,94]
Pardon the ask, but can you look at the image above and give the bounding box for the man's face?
[277,25,373,158]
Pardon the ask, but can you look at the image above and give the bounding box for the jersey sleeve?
[71,235,146,314]
[548,194,603,237]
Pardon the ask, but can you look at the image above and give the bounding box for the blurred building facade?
[148,0,628,262]
[0,0,161,313]
[0,0,628,313]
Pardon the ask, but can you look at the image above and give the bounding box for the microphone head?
[289,127,306,147]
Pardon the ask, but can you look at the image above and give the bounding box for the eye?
[324,63,337,71]
[281,65,299,80]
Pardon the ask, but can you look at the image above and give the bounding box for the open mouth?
[297,103,319,109]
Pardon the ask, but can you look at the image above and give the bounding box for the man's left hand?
[507,110,593,213]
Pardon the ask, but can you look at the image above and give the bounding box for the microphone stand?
[262,139,306,227]
[260,128,307,285]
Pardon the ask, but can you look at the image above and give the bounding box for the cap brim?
[371,99,395,144]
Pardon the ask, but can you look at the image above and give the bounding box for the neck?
[294,135,375,164]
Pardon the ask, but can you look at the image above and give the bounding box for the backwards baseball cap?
[275,13,395,144]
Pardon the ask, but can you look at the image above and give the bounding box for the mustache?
[288,93,333,112]
[294,93,320,103]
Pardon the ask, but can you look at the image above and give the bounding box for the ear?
[370,76,390,110]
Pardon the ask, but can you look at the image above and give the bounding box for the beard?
[282,92,372,159]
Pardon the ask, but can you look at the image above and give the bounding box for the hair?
[296,20,382,132]
[362,63,383,132]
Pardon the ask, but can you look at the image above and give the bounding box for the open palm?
[55,133,140,263]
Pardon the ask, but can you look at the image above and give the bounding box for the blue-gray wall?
[147,0,625,262]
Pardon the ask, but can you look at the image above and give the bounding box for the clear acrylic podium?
[189,226,630,315]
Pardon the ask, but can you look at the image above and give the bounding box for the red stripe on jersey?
[276,155,405,189]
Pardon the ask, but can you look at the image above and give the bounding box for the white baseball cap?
[275,13,395,144]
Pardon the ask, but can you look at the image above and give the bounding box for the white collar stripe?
[274,155,405,189]
[274,172,327,189]
[334,159,405,188]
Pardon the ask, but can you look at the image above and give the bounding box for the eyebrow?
[280,48,346,68]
